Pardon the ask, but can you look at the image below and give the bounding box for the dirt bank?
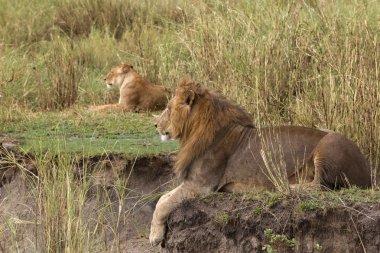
[164,193,380,253]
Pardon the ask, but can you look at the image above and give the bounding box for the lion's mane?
[172,79,254,179]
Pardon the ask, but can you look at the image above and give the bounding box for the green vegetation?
[294,187,380,209]
[244,188,380,207]
[297,200,321,211]
[263,228,296,253]
[252,207,263,216]
[315,243,323,251]
[243,190,284,208]
[34,153,92,252]
[0,149,146,252]
[214,211,230,225]
[0,109,178,155]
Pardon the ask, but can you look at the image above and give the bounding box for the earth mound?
[164,193,380,253]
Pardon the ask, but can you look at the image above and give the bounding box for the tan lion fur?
[90,64,171,112]
[149,79,372,246]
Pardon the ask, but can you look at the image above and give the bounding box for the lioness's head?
[104,63,134,89]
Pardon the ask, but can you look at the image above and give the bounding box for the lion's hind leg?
[310,133,371,189]
[88,104,136,112]
[288,157,321,191]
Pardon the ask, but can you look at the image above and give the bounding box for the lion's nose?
[103,78,106,81]
[154,124,157,128]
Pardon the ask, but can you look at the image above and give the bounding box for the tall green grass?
[0,148,155,252]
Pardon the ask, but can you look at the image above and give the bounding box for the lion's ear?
[195,82,205,95]
[179,78,191,88]
[184,90,195,106]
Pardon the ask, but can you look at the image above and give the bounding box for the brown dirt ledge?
[164,193,380,253]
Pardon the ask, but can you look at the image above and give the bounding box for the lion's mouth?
[160,134,170,141]
[160,131,173,142]
[106,84,113,90]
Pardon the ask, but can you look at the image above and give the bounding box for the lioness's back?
[138,82,170,110]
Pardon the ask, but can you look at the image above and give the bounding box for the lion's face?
[154,79,199,141]
[154,109,172,141]
[104,64,133,89]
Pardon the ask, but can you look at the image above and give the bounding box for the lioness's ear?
[121,64,132,73]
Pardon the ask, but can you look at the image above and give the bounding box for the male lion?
[90,64,171,112]
[149,79,372,246]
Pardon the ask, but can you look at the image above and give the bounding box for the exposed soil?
[164,194,380,253]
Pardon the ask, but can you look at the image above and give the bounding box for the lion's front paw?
[149,223,166,247]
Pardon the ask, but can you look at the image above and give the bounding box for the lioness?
[149,79,371,246]
[90,64,171,112]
